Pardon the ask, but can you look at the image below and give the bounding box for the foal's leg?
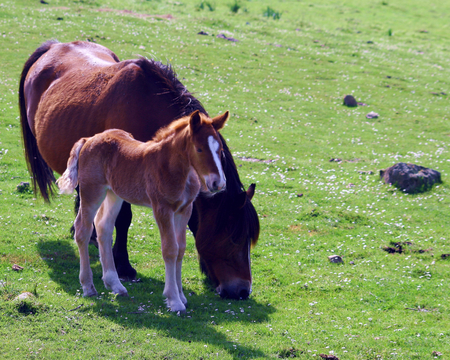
[173,204,192,306]
[112,202,137,281]
[74,187,107,297]
[154,208,186,312]
[95,190,128,296]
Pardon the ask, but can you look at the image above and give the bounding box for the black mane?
[138,57,259,251]
[136,58,206,118]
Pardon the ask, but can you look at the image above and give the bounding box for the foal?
[57,110,228,312]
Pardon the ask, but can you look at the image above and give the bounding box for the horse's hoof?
[111,285,128,297]
[116,264,137,281]
[82,285,98,297]
[180,293,188,305]
[167,302,186,313]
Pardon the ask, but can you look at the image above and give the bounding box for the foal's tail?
[56,138,87,194]
[19,40,59,201]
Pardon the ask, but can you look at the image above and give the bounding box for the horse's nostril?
[219,288,228,298]
[239,288,250,300]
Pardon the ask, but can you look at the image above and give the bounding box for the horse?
[57,111,228,312]
[19,40,260,300]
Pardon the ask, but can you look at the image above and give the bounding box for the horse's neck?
[147,127,193,179]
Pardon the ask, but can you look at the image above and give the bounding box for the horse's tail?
[56,138,87,194]
[19,40,59,202]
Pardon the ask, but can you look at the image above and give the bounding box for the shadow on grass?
[37,239,274,359]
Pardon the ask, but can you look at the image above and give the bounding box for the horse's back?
[24,41,174,174]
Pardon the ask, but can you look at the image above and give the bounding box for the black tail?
[19,40,58,201]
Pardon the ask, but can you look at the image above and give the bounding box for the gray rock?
[366,111,379,119]
[16,181,30,193]
[343,95,357,107]
[380,162,441,193]
[14,292,35,301]
[328,255,343,263]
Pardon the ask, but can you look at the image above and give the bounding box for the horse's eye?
[197,148,203,153]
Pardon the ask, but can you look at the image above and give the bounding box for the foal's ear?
[212,111,229,131]
[189,110,202,133]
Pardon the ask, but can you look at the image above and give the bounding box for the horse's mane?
[134,57,207,118]
[136,57,259,251]
[151,116,190,143]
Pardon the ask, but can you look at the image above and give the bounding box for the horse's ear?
[212,111,229,131]
[235,191,247,209]
[189,110,202,133]
[246,183,256,200]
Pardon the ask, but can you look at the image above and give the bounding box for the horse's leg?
[173,205,192,306]
[72,186,98,247]
[74,187,106,297]
[95,190,128,296]
[154,207,186,312]
[112,202,137,280]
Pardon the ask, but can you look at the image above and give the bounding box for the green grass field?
[1,0,449,358]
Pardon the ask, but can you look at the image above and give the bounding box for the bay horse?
[57,111,228,312]
[19,40,259,300]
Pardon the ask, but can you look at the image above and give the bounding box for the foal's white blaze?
[207,135,226,191]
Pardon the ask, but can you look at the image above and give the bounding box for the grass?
[1,0,450,358]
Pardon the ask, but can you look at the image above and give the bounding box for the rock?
[343,95,357,107]
[441,254,450,260]
[319,354,339,360]
[14,292,35,301]
[16,181,30,193]
[366,111,379,119]
[12,264,24,271]
[197,31,209,35]
[380,162,441,193]
[216,34,238,42]
[328,255,343,263]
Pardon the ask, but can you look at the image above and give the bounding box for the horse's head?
[192,183,260,300]
[189,110,228,193]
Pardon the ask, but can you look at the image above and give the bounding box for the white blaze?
[208,135,226,184]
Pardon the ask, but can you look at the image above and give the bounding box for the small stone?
[14,292,35,301]
[343,95,357,107]
[366,111,379,119]
[198,31,209,35]
[16,182,30,193]
[216,34,238,42]
[328,255,343,263]
[349,261,355,265]
[319,354,339,360]
[12,264,24,271]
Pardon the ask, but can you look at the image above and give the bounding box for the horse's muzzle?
[216,281,251,300]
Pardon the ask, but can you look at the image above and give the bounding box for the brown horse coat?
[20,40,259,299]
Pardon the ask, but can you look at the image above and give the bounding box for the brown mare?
[19,40,259,300]
[57,111,228,311]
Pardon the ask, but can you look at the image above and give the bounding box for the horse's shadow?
[37,239,274,359]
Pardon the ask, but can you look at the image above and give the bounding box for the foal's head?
[188,110,228,193]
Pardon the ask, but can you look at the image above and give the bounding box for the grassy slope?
[0,0,449,358]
